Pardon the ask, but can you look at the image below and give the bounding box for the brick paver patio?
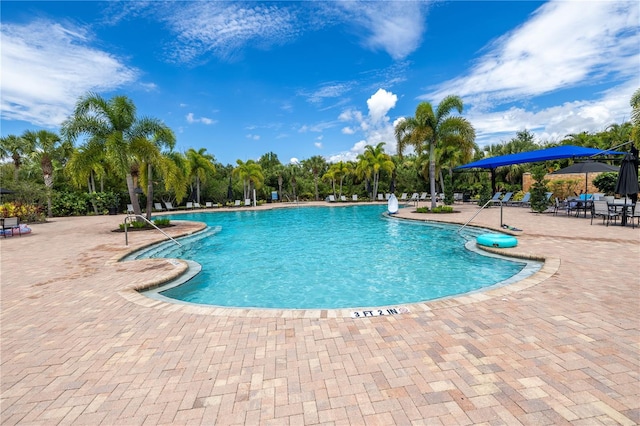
[1,202,638,425]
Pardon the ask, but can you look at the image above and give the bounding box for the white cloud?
[367,89,397,123]
[186,112,215,125]
[328,89,400,162]
[427,0,639,106]
[420,0,639,150]
[162,2,299,63]
[314,142,323,149]
[331,2,427,60]
[246,134,260,141]
[0,20,138,127]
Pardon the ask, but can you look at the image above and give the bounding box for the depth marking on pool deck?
[351,306,410,318]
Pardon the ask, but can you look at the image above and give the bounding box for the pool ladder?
[123,214,182,247]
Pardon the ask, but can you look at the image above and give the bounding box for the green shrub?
[153,218,171,226]
[52,191,90,216]
[0,202,45,223]
[432,206,454,213]
[416,207,429,213]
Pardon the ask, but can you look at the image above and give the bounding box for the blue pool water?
[130,205,530,309]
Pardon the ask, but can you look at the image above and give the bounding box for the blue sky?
[2,1,639,166]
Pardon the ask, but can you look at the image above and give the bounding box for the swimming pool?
[130,205,538,309]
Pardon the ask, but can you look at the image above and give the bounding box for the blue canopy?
[456,145,623,170]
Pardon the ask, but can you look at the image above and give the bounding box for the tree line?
[1,90,638,221]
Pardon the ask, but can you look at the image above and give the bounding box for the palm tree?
[356,143,394,200]
[0,134,30,182]
[327,161,352,197]
[233,160,264,201]
[61,93,175,217]
[22,129,72,217]
[302,156,327,201]
[397,96,475,209]
[66,138,108,214]
[186,148,216,204]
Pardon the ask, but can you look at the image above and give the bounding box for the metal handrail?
[457,199,503,233]
[124,214,182,247]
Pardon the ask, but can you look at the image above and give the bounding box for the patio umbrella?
[614,152,640,203]
[226,176,233,201]
[550,161,619,196]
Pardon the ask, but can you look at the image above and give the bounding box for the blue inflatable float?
[476,233,517,248]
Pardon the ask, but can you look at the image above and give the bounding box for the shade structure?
[455,145,624,193]
[456,145,624,170]
[550,161,619,196]
[614,152,640,201]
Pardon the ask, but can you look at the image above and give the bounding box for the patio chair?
[2,217,21,238]
[399,193,408,201]
[194,202,202,208]
[154,202,164,211]
[409,193,419,202]
[164,201,176,211]
[487,192,502,204]
[340,195,347,202]
[186,202,193,209]
[205,202,214,208]
[352,194,358,202]
[377,193,384,201]
[234,200,241,207]
[630,205,640,228]
[327,195,336,202]
[126,204,134,214]
[590,200,620,226]
[419,192,428,202]
[244,199,251,206]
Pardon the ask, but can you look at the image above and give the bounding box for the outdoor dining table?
[567,197,592,218]
[609,199,635,226]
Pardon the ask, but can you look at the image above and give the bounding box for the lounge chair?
[508,192,530,207]
[500,192,513,204]
[399,193,408,201]
[327,195,336,202]
[352,194,358,202]
[591,200,620,226]
[205,202,213,208]
[377,193,384,201]
[2,217,21,238]
[419,192,428,202]
[244,199,251,206]
[340,195,347,202]
[126,204,134,214]
[186,202,193,209]
[234,200,241,207]
[488,192,502,204]
[154,202,164,211]
[194,202,202,208]
[409,193,419,202]
[164,201,176,211]
[385,193,391,200]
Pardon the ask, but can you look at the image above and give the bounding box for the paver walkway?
[1,202,638,425]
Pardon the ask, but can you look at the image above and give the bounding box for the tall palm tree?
[61,93,174,217]
[302,156,327,201]
[186,148,216,204]
[397,96,475,209]
[23,129,72,217]
[356,142,394,200]
[0,134,30,182]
